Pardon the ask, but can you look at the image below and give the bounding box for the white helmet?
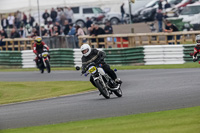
[196,35,200,45]
[80,44,91,57]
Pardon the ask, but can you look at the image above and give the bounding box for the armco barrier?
[183,44,196,62]
[0,51,22,68]
[22,50,36,68]
[144,45,185,65]
[50,49,74,67]
[104,47,145,65]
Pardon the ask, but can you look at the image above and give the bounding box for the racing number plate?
[88,66,97,73]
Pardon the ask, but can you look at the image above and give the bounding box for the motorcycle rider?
[33,36,50,68]
[192,35,200,62]
[80,44,122,87]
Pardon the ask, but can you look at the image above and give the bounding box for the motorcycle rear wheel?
[95,79,110,99]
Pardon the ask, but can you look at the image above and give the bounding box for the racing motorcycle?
[37,49,51,73]
[76,63,122,99]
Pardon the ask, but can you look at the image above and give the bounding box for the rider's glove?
[193,56,197,62]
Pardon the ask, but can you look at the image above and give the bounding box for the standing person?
[164,0,171,9]
[121,3,125,24]
[50,8,57,24]
[156,9,163,32]
[86,17,93,29]
[28,14,35,27]
[43,10,50,25]
[22,12,27,26]
[63,20,70,35]
[7,14,15,29]
[16,11,22,29]
[158,0,163,10]
[164,21,179,44]
[1,16,9,30]
[67,7,74,23]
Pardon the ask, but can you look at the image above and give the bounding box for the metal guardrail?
[78,31,200,48]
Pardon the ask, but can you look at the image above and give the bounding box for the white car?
[178,2,200,22]
[71,6,121,27]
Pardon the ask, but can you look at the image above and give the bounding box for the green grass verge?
[0,63,200,72]
[2,106,200,133]
[0,81,94,105]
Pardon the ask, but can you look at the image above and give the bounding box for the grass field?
[0,81,94,105]
[2,106,200,133]
[0,63,199,72]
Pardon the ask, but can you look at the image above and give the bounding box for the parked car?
[132,0,182,22]
[71,6,121,27]
[179,2,200,22]
[166,0,198,17]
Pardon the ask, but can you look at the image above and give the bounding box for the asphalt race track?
[0,69,200,129]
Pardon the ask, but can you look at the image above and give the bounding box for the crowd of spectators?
[0,7,114,48]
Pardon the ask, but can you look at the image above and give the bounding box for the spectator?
[158,0,163,10]
[63,20,70,35]
[7,13,15,29]
[156,9,163,32]
[34,23,40,33]
[56,8,62,24]
[10,28,20,38]
[68,24,76,35]
[19,26,26,38]
[0,29,7,46]
[28,14,35,27]
[1,16,9,29]
[15,11,22,29]
[66,7,74,23]
[43,10,50,25]
[51,26,61,36]
[164,0,171,9]
[0,34,3,46]
[104,21,113,34]
[1,29,8,38]
[50,8,57,23]
[76,25,85,37]
[88,24,95,35]
[41,26,48,36]
[22,12,27,26]
[94,24,105,47]
[55,22,61,33]
[31,28,39,38]
[164,21,180,44]
[60,8,67,26]
[121,3,125,24]
[86,17,93,29]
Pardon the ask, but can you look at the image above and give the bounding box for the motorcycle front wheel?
[45,60,51,73]
[40,68,44,74]
[113,88,122,97]
[95,79,110,99]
